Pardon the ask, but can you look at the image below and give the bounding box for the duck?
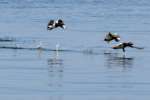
[47,19,66,30]
[112,42,143,52]
[104,32,120,43]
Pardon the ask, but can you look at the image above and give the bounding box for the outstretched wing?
[132,46,144,49]
[48,20,54,26]
[47,20,55,30]
[104,33,112,42]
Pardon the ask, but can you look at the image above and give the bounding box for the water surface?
[0,0,150,99]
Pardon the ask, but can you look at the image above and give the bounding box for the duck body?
[112,42,134,52]
[47,19,66,30]
[104,32,120,43]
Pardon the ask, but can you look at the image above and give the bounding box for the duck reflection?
[49,96,63,100]
[104,53,134,71]
[37,48,43,59]
[47,48,64,87]
[104,53,135,89]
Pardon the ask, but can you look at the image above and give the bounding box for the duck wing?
[132,46,144,49]
[48,20,54,26]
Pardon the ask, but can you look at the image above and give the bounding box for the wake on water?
[0,37,144,58]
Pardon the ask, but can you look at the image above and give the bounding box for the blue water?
[0,0,150,99]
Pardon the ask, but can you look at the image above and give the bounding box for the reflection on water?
[104,52,134,71]
[47,50,64,87]
[49,96,63,100]
[37,48,64,100]
[37,48,43,59]
[0,0,150,99]
[103,52,135,90]
[0,36,15,42]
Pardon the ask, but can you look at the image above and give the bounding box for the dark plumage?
[104,32,120,43]
[112,42,134,52]
[47,19,66,30]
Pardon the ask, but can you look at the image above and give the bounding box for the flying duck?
[104,32,120,43]
[112,42,143,52]
[47,19,66,30]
